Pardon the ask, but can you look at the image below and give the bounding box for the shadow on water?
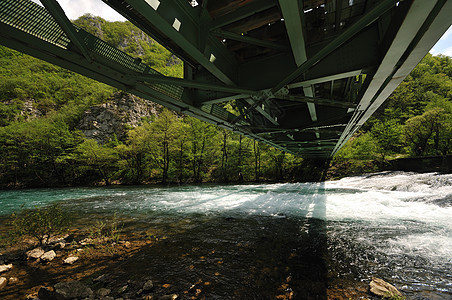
[0,183,329,299]
[85,183,329,299]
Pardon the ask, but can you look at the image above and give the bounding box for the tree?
[370,119,403,159]
[10,204,70,246]
[75,139,119,185]
[186,117,219,183]
[146,109,179,184]
[404,108,445,156]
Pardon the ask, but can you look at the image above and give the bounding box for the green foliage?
[370,119,404,158]
[75,139,119,185]
[331,53,452,175]
[10,204,70,245]
[383,293,406,300]
[88,216,122,244]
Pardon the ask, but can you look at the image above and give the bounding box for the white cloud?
[441,45,452,57]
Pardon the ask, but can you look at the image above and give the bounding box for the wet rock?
[93,274,106,283]
[369,277,402,298]
[41,250,56,262]
[52,242,66,250]
[159,294,178,300]
[142,280,154,292]
[0,264,12,273]
[47,235,68,244]
[8,277,19,284]
[54,280,93,299]
[119,241,131,248]
[63,256,79,265]
[79,238,95,246]
[38,286,57,300]
[118,285,128,293]
[0,277,7,290]
[97,287,111,297]
[26,248,45,260]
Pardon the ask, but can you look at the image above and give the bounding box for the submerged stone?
[96,287,111,297]
[0,264,12,273]
[159,294,178,300]
[54,280,93,299]
[142,280,154,291]
[0,277,7,290]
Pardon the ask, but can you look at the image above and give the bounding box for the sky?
[32,0,452,57]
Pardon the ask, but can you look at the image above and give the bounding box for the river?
[0,171,451,299]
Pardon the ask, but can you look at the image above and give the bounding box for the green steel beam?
[287,70,362,89]
[271,0,400,94]
[278,95,357,109]
[211,0,276,30]
[212,29,288,51]
[107,0,238,85]
[39,0,92,62]
[200,93,248,106]
[244,98,279,126]
[278,0,307,66]
[134,73,257,95]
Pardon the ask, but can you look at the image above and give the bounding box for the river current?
[0,171,451,299]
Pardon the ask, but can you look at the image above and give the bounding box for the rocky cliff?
[77,92,161,143]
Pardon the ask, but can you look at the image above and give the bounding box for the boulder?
[54,281,93,299]
[26,248,45,260]
[0,264,12,273]
[41,250,56,262]
[63,256,79,265]
[0,277,7,290]
[369,277,402,298]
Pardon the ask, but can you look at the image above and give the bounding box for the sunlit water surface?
[0,172,451,298]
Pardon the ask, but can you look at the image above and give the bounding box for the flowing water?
[0,171,451,299]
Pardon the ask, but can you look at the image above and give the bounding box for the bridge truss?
[1,0,451,158]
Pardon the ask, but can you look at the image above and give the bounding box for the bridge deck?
[1,0,451,158]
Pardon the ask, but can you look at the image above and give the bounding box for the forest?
[1,15,452,188]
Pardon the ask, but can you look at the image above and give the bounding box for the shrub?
[10,203,70,245]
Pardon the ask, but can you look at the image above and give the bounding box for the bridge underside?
[1,0,451,158]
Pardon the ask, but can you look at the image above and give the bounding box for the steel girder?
[0,0,451,159]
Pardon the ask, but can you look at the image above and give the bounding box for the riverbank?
[0,217,374,300]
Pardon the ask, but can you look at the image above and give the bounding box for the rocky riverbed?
[0,217,402,300]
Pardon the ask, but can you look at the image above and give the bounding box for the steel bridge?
[1,0,451,158]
